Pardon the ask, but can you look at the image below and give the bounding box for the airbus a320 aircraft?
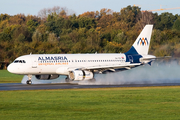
[7,25,155,84]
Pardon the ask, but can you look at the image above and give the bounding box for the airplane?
[7,25,156,85]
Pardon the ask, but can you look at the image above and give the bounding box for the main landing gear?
[26,75,32,85]
[64,76,96,83]
[89,78,96,82]
[65,76,73,83]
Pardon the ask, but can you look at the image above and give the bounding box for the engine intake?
[69,70,93,81]
[35,74,59,80]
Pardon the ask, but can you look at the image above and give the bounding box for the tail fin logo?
[137,38,148,46]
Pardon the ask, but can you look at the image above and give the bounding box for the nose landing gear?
[26,75,32,85]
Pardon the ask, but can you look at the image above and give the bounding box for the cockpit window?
[14,60,19,63]
[14,60,26,63]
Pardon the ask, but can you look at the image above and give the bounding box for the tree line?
[0,5,180,68]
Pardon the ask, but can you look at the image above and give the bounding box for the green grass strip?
[0,70,23,83]
[0,87,180,120]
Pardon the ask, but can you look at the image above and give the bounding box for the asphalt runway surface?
[1,83,180,91]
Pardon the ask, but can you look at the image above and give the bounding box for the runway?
[1,83,180,91]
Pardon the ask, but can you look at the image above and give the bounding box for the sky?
[1,0,180,16]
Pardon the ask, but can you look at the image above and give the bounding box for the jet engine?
[35,74,59,80]
[69,70,93,81]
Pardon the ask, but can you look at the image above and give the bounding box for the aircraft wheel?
[65,77,73,83]
[89,78,96,82]
[26,80,32,85]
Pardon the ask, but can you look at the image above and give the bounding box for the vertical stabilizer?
[125,25,153,55]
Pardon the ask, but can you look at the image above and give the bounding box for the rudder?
[125,25,153,55]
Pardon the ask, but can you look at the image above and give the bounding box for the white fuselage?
[7,53,129,75]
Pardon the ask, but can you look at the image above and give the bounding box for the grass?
[0,70,23,83]
[1,87,180,120]
[1,70,180,119]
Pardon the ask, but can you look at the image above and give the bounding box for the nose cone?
[7,63,21,74]
[7,64,15,73]
[7,63,25,74]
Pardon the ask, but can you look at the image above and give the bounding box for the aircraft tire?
[26,80,32,85]
[65,77,73,83]
[89,78,96,82]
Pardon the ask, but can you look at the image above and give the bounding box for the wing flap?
[67,63,141,71]
[85,63,141,70]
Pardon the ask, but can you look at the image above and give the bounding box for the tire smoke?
[79,59,180,85]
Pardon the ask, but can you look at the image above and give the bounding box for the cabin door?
[32,57,37,68]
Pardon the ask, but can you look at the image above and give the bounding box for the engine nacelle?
[69,70,93,81]
[35,74,59,80]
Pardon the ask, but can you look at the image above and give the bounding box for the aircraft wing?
[67,63,142,72]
